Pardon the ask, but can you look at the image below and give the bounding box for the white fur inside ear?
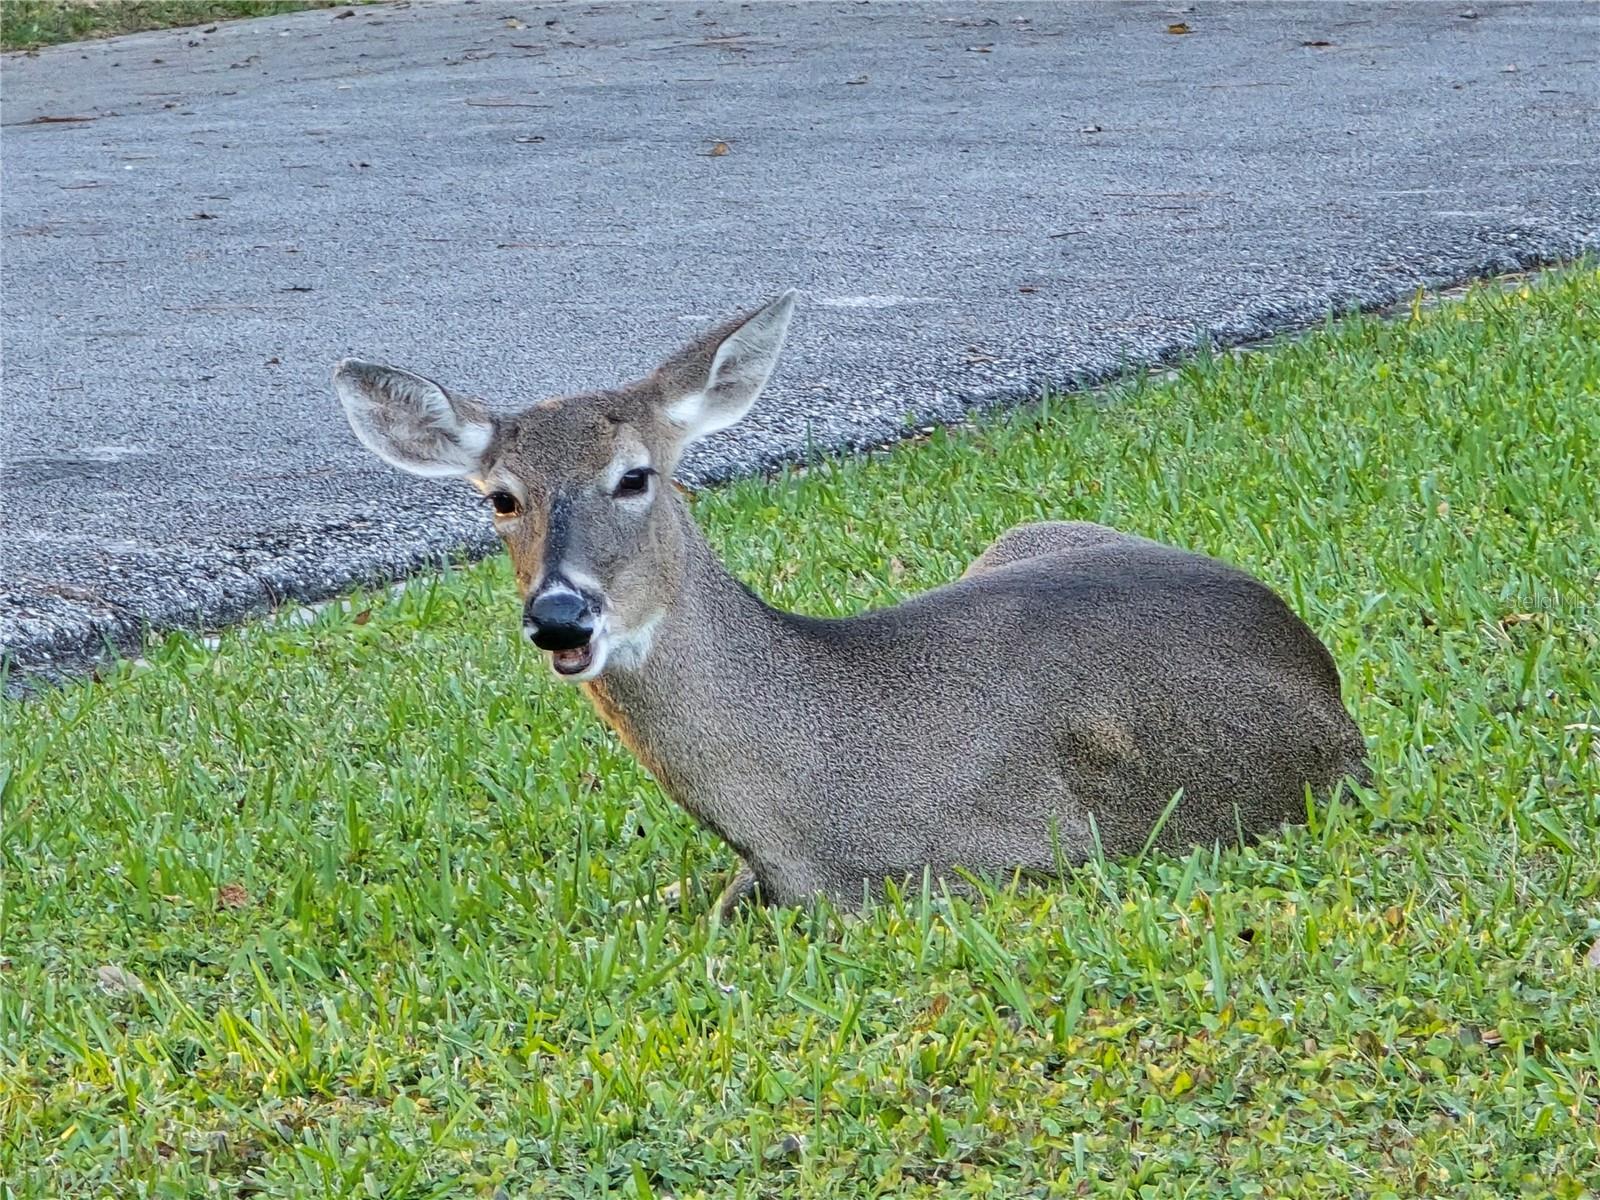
[663,389,718,436]
[334,359,492,478]
[667,290,795,442]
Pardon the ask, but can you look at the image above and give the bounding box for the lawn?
[0,1,356,51]
[2,269,1598,1197]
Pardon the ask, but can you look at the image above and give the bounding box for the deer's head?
[333,292,795,682]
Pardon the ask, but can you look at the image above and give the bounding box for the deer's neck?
[582,500,813,858]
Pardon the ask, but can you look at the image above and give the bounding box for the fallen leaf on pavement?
[706,141,730,156]
[1167,23,1193,35]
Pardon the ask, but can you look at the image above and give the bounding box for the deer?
[333,292,1370,917]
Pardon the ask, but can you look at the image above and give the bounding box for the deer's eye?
[614,468,653,499]
[487,490,521,517]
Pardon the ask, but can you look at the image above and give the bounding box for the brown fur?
[582,679,670,784]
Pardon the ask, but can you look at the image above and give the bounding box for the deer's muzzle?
[524,588,597,653]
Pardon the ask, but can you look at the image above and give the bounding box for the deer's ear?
[333,359,494,478]
[653,291,796,444]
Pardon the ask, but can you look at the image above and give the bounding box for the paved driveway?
[3,1,1596,681]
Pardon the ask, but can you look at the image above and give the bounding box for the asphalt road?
[3,1,1596,684]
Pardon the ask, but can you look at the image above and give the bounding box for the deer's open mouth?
[550,644,595,677]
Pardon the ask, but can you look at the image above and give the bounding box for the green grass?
[4,269,1599,1198]
[0,1,356,51]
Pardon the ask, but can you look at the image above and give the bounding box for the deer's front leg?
[648,861,758,920]
[713,861,760,920]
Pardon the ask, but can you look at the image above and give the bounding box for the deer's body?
[334,293,1368,915]
[585,505,1365,907]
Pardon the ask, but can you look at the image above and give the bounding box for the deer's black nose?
[524,589,596,651]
